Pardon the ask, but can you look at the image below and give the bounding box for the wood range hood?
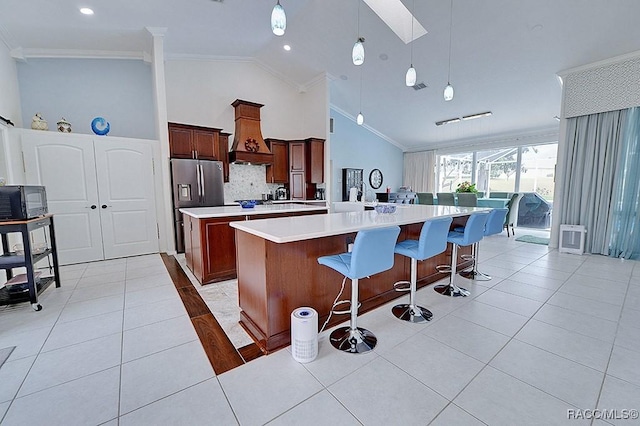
[228,99,273,165]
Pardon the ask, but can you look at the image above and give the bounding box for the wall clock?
[369,168,383,189]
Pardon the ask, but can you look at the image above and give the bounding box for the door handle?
[199,164,205,201]
[101,204,109,209]
[91,205,97,209]
[195,163,202,202]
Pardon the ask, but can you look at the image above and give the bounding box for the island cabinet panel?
[236,220,472,353]
[184,208,327,285]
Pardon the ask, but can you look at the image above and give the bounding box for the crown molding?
[145,27,168,38]
[557,49,640,78]
[330,104,407,151]
[300,72,330,93]
[11,48,148,61]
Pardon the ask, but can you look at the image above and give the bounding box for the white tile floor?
[0,232,639,425]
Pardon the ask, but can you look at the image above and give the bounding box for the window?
[437,153,473,192]
[475,148,519,195]
[437,142,557,202]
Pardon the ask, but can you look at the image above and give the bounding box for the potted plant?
[456,181,478,193]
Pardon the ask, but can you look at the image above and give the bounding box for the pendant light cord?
[359,63,363,111]
[357,0,361,38]
[410,0,415,65]
[447,0,453,83]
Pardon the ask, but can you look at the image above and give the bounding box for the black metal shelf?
[0,249,52,269]
[0,275,55,306]
[0,215,60,311]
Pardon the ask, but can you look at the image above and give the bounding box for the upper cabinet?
[305,138,324,184]
[168,122,221,160]
[219,132,231,182]
[265,138,289,184]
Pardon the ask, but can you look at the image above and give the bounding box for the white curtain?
[559,109,628,254]
[404,151,435,192]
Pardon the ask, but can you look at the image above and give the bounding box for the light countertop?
[230,204,490,243]
[179,203,327,219]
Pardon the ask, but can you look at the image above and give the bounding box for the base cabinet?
[184,209,327,284]
[184,215,240,284]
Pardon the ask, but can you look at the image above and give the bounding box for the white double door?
[22,132,159,265]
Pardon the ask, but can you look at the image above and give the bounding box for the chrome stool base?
[330,327,377,353]
[392,304,433,323]
[434,284,470,297]
[459,269,491,281]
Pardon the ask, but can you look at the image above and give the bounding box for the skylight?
[363,0,427,44]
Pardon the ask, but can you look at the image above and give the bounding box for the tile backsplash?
[224,163,281,203]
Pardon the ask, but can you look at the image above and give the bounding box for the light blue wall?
[330,110,404,201]
[17,58,154,139]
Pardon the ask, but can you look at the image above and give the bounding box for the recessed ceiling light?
[80,7,94,15]
[340,75,348,81]
[283,44,291,51]
[379,53,388,61]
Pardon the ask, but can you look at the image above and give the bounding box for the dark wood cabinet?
[265,139,289,184]
[305,138,324,184]
[168,122,221,161]
[286,139,325,200]
[219,132,231,182]
[184,215,239,284]
[289,141,306,200]
[184,209,327,284]
[289,141,305,172]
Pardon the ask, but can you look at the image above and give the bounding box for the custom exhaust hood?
[228,99,273,165]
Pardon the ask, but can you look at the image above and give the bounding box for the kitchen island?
[230,204,489,353]
[180,203,327,284]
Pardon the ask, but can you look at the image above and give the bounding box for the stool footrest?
[332,299,360,316]
[393,280,411,292]
[436,264,452,274]
[460,254,474,260]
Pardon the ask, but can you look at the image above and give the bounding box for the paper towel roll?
[349,187,358,202]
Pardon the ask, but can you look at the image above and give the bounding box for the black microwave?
[0,185,48,221]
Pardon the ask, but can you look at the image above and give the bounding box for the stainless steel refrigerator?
[171,159,225,253]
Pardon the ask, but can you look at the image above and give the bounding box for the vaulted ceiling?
[3,0,640,151]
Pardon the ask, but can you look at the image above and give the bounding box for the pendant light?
[352,1,365,65]
[357,65,364,125]
[405,0,417,87]
[444,0,454,101]
[271,1,286,36]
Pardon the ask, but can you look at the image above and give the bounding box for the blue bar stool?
[392,217,453,323]
[460,208,508,281]
[435,212,489,297]
[318,226,401,354]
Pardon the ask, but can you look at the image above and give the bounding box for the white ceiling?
[3,0,640,151]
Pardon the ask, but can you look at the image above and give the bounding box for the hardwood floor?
[160,253,263,374]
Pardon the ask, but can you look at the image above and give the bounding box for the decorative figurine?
[31,113,48,131]
[57,117,72,133]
